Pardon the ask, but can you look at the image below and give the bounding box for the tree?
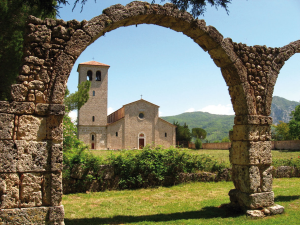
[156,0,231,17]
[173,121,192,143]
[272,121,291,141]
[195,138,202,149]
[221,136,230,142]
[0,0,56,100]
[192,127,206,139]
[64,80,91,111]
[63,81,91,150]
[288,105,300,140]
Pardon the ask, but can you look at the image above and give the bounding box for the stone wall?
[2,1,300,223]
[202,140,300,150]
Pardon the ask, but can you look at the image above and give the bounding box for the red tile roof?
[79,61,110,67]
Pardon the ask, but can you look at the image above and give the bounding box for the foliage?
[63,113,82,151]
[272,157,300,171]
[109,146,225,189]
[289,105,300,140]
[195,138,202,149]
[0,0,56,100]
[272,121,291,141]
[192,127,206,139]
[155,0,231,17]
[64,81,91,111]
[173,121,192,143]
[221,137,230,142]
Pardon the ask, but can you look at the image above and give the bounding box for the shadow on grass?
[275,195,300,202]
[64,205,243,225]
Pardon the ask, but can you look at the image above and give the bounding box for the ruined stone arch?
[1,1,299,223]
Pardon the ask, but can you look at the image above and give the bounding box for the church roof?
[78,61,110,67]
[123,99,159,108]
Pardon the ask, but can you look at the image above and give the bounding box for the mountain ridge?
[161,96,299,142]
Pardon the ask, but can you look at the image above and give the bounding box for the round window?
[139,112,144,119]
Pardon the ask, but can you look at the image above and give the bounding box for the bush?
[108,145,225,189]
[195,138,202,149]
[272,157,300,171]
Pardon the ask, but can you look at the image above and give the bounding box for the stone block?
[275,166,294,178]
[17,115,46,141]
[246,209,265,217]
[83,14,109,39]
[49,205,65,223]
[51,172,62,206]
[11,84,28,101]
[0,101,10,113]
[8,102,35,114]
[232,165,260,193]
[268,204,284,215]
[42,174,51,206]
[65,29,91,58]
[35,103,50,115]
[229,189,274,209]
[230,141,272,165]
[46,115,63,141]
[261,166,273,192]
[0,140,17,172]
[51,143,63,171]
[20,173,43,207]
[0,207,50,224]
[49,104,65,115]
[0,173,19,209]
[15,140,49,172]
[234,115,273,125]
[232,125,271,141]
[0,113,14,139]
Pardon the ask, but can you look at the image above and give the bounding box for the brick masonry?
[2,1,299,223]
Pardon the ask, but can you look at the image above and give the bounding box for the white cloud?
[68,110,77,123]
[185,108,195,113]
[107,107,114,115]
[159,111,163,117]
[199,104,234,115]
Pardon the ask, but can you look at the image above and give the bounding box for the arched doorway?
[138,133,145,149]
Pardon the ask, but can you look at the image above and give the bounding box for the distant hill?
[161,96,299,142]
[271,96,299,125]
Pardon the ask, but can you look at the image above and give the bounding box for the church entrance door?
[139,138,144,149]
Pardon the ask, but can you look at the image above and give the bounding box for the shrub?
[195,138,202,149]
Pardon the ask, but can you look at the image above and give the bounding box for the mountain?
[161,96,299,142]
[270,96,299,125]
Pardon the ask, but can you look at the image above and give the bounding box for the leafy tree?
[221,136,230,142]
[64,81,91,111]
[192,127,206,139]
[272,121,291,141]
[173,121,192,143]
[63,81,91,150]
[195,138,202,149]
[156,0,231,17]
[0,0,56,100]
[289,105,300,140]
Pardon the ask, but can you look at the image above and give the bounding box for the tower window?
[92,135,94,141]
[116,132,118,137]
[96,71,101,81]
[92,116,95,122]
[165,133,167,137]
[87,70,92,81]
[93,91,95,96]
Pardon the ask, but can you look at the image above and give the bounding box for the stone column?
[228,115,284,215]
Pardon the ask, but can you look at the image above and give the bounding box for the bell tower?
[77,61,110,149]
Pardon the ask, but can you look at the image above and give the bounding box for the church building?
[77,61,176,150]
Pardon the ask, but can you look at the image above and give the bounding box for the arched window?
[92,135,94,141]
[116,132,118,137]
[93,91,95,96]
[92,116,95,122]
[87,70,92,81]
[165,133,167,137]
[96,71,101,81]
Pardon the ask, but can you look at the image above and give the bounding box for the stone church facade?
[77,61,176,149]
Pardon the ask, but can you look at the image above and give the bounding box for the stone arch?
[1,1,299,223]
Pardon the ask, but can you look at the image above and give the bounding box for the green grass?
[89,149,300,168]
[63,178,300,224]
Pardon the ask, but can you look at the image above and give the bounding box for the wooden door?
[139,138,144,149]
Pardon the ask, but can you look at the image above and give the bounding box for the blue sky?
[58,0,300,119]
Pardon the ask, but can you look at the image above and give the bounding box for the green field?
[90,149,300,168]
[63,178,300,224]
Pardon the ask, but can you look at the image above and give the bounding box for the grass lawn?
[63,178,300,224]
[89,149,300,168]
